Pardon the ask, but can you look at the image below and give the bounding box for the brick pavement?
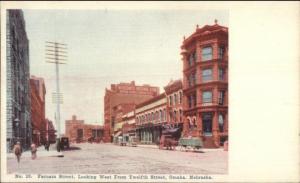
[7,143,227,174]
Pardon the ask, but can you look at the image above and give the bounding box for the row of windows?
[188,68,225,87]
[188,46,226,66]
[187,90,226,108]
[136,109,167,124]
[169,109,183,122]
[168,91,182,106]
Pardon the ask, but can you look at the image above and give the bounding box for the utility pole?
[45,41,67,152]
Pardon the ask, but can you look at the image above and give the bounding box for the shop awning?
[114,131,122,137]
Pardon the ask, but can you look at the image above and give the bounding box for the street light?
[14,118,20,142]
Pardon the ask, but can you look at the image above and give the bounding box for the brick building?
[112,103,135,136]
[103,81,159,142]
[121,110,136,143]
[45,119,56,144]
[65,115,104,143]
[181,20,228,148]
[6,10,31,151]
[164,79,184,129]
[30,76,46,146]
[135,93,167,144]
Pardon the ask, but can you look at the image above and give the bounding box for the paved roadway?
[7,143,227,174]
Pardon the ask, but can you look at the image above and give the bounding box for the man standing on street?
[31,143,37,159]
[13,141,22,163]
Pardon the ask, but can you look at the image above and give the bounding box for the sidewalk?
[7,145,64,159]
[127,144,225,152]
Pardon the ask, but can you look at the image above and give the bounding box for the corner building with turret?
[181,21,228,148]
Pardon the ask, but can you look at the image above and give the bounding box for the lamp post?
[14,118,20,142]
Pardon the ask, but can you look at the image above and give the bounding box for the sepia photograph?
[1,1,299,183]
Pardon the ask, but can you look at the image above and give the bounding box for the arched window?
[151,112,154,122]
[179,91,182,104]
[174,110,177,122]
[218,114,224,132]
[159,110,163,122]
[179,109,182,122]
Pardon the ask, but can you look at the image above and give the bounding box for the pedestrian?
[45,141,50,151]
[13,141,22,163]
[31,143,37,160]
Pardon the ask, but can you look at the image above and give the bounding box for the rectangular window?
[202,91,212,103]
[188,54,193,66]
[188,51,197,66]
[92,129,97,138]
[218,91,225,105]
[169,96,173,106]
[218,114,224,132]
[202,113,212,136]
[193,93,197,106]
[77,129,83,139]
[189,74,196,87]
[202,46,213,61]
[188,95,193,108]
[202,69,212,82]
[219,68,224,80]
[218,46,225,59]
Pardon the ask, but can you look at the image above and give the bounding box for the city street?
[7,143,227,174]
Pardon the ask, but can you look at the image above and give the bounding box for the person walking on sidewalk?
[31,143,37,160]
[44,141,50,151]
[13,141,22,163]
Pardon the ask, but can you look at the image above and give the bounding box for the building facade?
[6,10,31,151]
[112,103,136,135]
[30,76,46,146]
[164,79,184,130]
[103,81,159,142]
[135,93,167,144]
[45,119,56,144]
[65,115,104,143]
[181,21,228,148]
[121,110,136,143]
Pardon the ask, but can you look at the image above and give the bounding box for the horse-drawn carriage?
[178,137,203,151]
[87,136,101,143]
[158,124,181,150]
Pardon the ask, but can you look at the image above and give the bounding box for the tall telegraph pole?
[45,41,67,151]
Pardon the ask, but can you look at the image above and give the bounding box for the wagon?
[179,137,203,151]
[60,137,70,150]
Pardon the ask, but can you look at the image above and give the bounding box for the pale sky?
[23,9,228,134]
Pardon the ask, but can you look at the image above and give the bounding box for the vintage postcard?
[1,1,299,183]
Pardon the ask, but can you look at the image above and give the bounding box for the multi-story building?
[6,10,31,151]
[135,93,167,144]
[164,79,184,129]
[65,115,104,143]
[112,103,135,136]
[181,20,228,148]
[103,81,159,142]
[121,110,136,143]
[30,76,46,146]
[45,119,56,144]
